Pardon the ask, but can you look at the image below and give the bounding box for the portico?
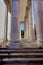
[0,0,43,48]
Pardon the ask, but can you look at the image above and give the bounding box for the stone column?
[34,0,43,47]
[32,0,36,40]
[9,0,21,49]
[24,20,26,39]
[28,4,35,41]
[4,5,8,42]
[7,12,11,41]
[24,17,29,41]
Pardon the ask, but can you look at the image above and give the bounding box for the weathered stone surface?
[28,5,35,41]
[9,0,21,49]
[34,0,43,47]
[24,17,29,40]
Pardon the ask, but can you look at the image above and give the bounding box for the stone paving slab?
[0,39,39,48]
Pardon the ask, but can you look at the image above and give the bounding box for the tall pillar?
[4,6,8,41]
[34,0,43,47]
[24,20,26,39]
[28,4,35,41]
[24,17,29,41]
[9,0,21,49]
[32,0,36,40]
[7,12,11,41]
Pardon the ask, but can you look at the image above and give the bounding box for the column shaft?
[28,5,35,41]
[8,0,21,49]
[32,0,36,40]
[4,6,8,41]
[11,0,20,42]
[24,18,29,40]
[34,0,43,47]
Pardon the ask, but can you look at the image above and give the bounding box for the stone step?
[0,48,43,65]
[0,50,43,54]
[3,64,43,65]
[0,52,43,59]
[0,46,42,50]
[1,53,43,55]
[1,58,43,65]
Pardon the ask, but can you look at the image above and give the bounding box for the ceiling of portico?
[19,0,27,22]
[5,0,29,22]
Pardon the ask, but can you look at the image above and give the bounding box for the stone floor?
[0,39,39,48]
[20,39,39,48]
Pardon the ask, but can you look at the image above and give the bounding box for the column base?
[7,40,22,49]
[28,39,35,43]
[36,40,43,48]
